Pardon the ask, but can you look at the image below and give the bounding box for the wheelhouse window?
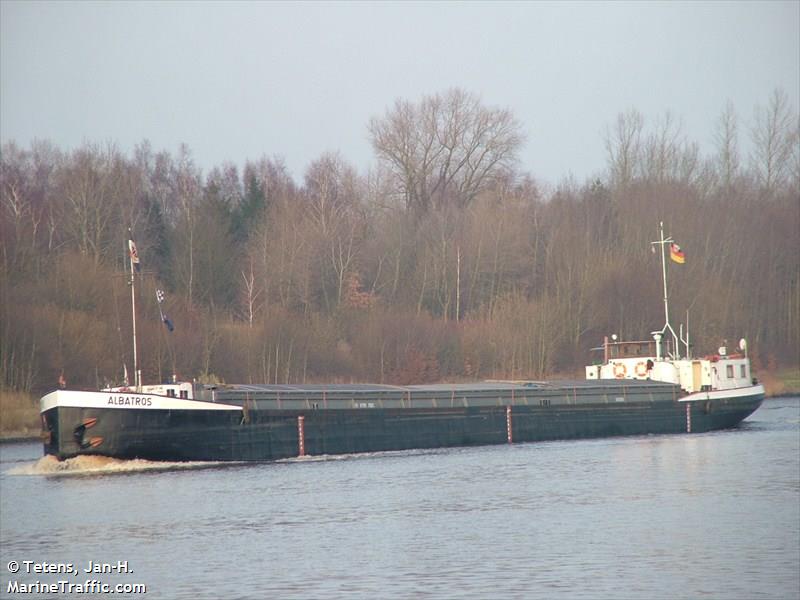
[608,341,656,359]
[740,365,747,378]
[726,365,734,378]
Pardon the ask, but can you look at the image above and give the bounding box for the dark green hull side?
[42,394,763,462]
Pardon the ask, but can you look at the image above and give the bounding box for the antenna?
[685,309,691,358]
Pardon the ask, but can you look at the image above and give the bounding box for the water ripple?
[1,399,797,599]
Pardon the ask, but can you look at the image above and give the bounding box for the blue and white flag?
[155,289,174,332]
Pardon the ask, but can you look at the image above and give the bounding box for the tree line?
[1,88,798,395]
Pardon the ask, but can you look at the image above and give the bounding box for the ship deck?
[195,379,682,410]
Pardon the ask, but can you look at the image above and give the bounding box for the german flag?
[128,239,141,272]
[670,243,685,264]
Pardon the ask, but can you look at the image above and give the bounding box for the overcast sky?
[2,1,798,186]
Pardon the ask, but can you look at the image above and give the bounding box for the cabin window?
[726,365,734,378]
[180,390,188,399]
[608,341,655,359]
[167,389,176,398]
[740,365,747,378]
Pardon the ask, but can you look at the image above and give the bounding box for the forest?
[1,88,798,399]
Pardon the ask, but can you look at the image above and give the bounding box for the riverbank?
[758,367,800,398]
[0,390,40,441]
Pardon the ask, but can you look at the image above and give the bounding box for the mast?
[651,221,679,358]
[128,232,140,390]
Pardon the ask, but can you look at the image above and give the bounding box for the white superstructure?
[585,222,760,397]
[585,338,754,393]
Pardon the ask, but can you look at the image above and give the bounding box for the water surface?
[1,398,798,599]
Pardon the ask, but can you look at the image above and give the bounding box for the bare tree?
[713,101,741,190]
[789,115,800,196]
[368,88,524,215]
[751,88,796,196]
[1,142,39,276]
[605,108,643,186]
[642,111,682,183]
[302,153,367,310]
[57,142,123,266]
[239,258,262,328]
[171,145,203,306]
[640,111,701,185]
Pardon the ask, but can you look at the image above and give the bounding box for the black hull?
[42,394,763,462]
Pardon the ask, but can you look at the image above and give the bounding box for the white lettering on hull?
[40,390,241,413]
[107,395,153,407]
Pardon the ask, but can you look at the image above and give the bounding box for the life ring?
[635,362,649,377]
[613,363,627,378]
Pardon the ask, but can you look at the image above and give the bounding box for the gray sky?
[2,1,798,186]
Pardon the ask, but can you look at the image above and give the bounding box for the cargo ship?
[40,224,764,462]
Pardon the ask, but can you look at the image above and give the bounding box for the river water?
[1,397,798,600]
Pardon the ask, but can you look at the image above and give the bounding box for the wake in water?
[8,454,225,477]
[277,446,463,465]
[7,447,451,476]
